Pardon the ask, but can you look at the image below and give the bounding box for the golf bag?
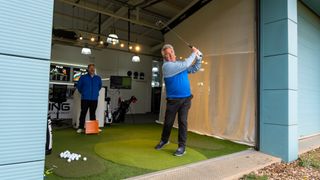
[46,114,53,155]
[105,97,113,124]
[112,96,137,123]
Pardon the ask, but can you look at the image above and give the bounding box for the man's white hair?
[161,44,175,57]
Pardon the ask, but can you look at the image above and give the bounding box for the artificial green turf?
[45,123,249,180]
[45,152,105,178]
[95,139,207,170]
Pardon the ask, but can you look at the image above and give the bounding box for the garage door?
[298,1,320,137]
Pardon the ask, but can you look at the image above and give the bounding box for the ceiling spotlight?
[81,44,91,55]
[107,33,119,44]
[152,67,159,72]
[135,45,141,52]
[132,55,140,62]
[129,45,133,50]
[90,37,95,42]
[179,56,183,59]
[120,43,125,48]
[79,35,83,40]
[99,40,104,45]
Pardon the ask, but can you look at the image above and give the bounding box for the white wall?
[51,44,154,114]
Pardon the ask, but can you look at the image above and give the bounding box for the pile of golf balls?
[59,150,87,162]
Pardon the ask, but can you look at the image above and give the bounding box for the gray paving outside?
[127,149,281,180]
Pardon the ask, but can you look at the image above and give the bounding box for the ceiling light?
[152,67,159,72]
[135,45,141,52]
[120,43,125,48]
[99,40,104,45]
[132,55,140,62]
[90,37,95,42]
[179,56,183,59]
[107,33,119,44]
[79,35,83,40]
[81,47,91,55]
[129,45,133,50]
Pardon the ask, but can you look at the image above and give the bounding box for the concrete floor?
[127,150,280,180]
[299,134,320,155]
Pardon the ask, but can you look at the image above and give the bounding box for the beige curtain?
[159,0,256,145]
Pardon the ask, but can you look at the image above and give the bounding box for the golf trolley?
[112,96,137,123]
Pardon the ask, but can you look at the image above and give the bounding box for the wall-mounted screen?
[50,65,70,81]
[73,68,87,82]
[110,76,132,89]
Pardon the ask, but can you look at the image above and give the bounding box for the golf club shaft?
[160,22,202,57]
[164,25,193,48]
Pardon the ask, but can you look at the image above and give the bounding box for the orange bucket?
[85,120,99,134]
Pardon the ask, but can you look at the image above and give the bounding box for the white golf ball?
[75,157,79,161]
[67,159,71,163]
[83,157,87,161]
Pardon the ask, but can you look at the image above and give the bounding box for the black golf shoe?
[154,141,169,150]
[174,146,186,156]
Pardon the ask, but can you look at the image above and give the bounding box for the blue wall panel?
[263,54,297,90]
[298,2,320,137]
[260,123,298,161]
[0,0,53,59]
[0,161,44,180]
[0,56,50,166]
[0,0,53,179]
[260,0,298,162]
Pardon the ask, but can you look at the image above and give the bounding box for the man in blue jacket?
[76,64,102,133]
[155,44,202,156]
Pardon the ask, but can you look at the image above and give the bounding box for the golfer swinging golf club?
[155,44,202,156]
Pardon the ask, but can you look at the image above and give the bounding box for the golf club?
[156,20,202,57]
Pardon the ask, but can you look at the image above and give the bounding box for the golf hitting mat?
[45,152,105,178]
[94,139,207,170]
[44,124,248,179]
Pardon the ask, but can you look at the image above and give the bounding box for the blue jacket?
[77,74,102,101]
[163,52,202,99]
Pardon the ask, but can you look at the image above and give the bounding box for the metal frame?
[57,0,160,30]
[255,0,261,151]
